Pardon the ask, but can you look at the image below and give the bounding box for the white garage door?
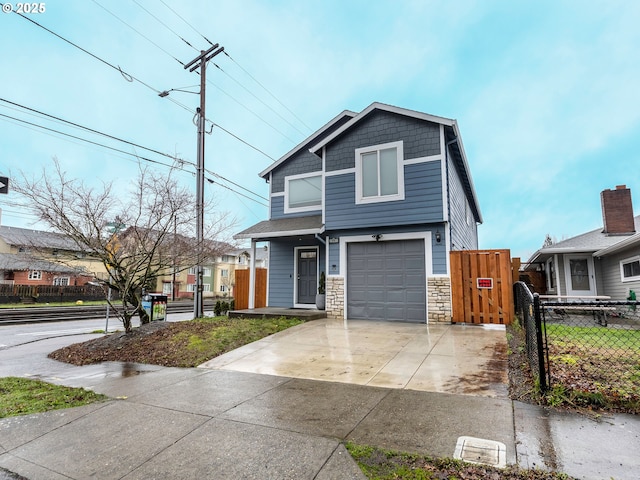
[347,240,426,323]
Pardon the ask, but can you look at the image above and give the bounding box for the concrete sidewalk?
[0,319,639,479]
[0,365,517,479]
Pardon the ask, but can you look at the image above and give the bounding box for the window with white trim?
[220,285,228,293]
[187,283,211,292]
[203,267,211,277]
[546,258,556,290]
[220,269,229,278]
[28,270,42,280]
[284,173,322,213]
[53,277,69,286]
[355,141,404,204]
[620,256,640,282]
[188,267,196,275]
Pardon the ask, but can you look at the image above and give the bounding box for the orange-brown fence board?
[235,268,267,310]
[450,250,513,325]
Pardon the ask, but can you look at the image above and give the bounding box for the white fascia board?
[309,102,456,154]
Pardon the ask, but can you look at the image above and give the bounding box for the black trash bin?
[142,294,168,321]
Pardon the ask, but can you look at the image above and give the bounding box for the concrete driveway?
[200,318,509,398]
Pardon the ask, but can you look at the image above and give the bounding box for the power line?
[223,51,313,132]
[206,178,268,208]
[0,97,192,165]
[205,168,268,202]
[0,111,270,208]
[10,8,278,163]
[91,0,185,66]
[212,61,307,137]
[0,113,182,170]
[158,0,214,46]
[131,0,198,52]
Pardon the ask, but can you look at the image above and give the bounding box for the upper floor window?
[28,270,42,280]
[620,256,640,282]
[203,267,212,277]
[221,269,229,278]
[355,141,404,204]
[284,173,322,213]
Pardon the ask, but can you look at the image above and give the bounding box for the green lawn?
[0,377,108,418]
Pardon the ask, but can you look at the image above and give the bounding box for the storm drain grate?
[453,436,506,468]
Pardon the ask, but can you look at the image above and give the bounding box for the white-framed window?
[620,256,640,282]
[162,283,172,294]
[188,267,196,275]
[355,140,404,204]
[187,283,211,292]
[28,270,42,280]
[203,267,211,277]
[220,285,228,293]
[220,269,229,278]
[53,277,69,286]
[284,172,322,213]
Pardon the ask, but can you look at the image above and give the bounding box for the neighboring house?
[155,245,267,299]
[235,102,482,323]
[0,225,104,286]
[525,185,640,300]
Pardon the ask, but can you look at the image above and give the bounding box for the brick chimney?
[601,185,635,235]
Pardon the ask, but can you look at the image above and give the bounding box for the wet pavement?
[0,318,639,479]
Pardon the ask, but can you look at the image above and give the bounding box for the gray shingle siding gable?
[325,110,441,172]
[268,114,354,194]
[325,161,443,230]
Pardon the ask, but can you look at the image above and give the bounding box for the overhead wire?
[0,97,192,165]
[158,0,214,46]
[131,0,198,52]
[91,0,185,66]
[7,6,279,163]
[223,51,313,132]
[204,168,268,202]
[212,61,307,137]
[206,178,268,208]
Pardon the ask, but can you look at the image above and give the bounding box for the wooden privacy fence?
[234,268,267,310]
[450,249,514,324]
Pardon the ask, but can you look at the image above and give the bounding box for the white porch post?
[249,240,256,309]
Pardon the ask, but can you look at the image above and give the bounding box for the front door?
[297,249,317,305]
[564,255,596,297]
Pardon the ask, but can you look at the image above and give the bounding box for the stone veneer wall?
[427,277,452,323]
[326,276,344,319]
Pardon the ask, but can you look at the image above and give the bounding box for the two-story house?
[236,102,482,323]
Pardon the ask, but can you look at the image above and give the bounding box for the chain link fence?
[542,297,640,411]
[514,281,640,411]
[513,282,549,391]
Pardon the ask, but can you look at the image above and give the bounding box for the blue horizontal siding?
[325,161,443,230]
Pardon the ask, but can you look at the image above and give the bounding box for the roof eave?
[234,227,324,241]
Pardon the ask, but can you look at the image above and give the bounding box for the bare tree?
[14,158,236,332]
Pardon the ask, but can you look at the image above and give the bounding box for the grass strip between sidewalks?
[0,377,108,418]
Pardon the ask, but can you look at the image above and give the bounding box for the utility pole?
[183,44,224,319]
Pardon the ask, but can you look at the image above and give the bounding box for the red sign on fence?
[477,278,493,289]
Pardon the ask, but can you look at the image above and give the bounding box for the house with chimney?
[525,185,640,300]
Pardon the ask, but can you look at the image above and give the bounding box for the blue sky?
[1,0,639,260]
